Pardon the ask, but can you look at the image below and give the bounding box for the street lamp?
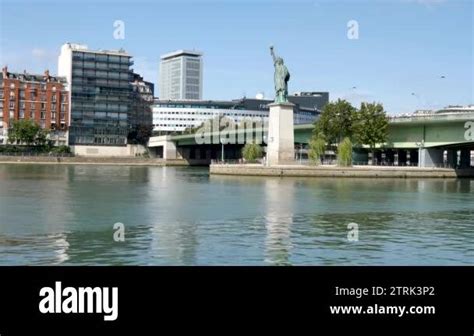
[263,135,268,166]
[299,144,303,165]
[411,92,422,111]
[415,139,425,167]
[220,137,225,163]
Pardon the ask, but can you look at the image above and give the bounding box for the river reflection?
[0,165,472,265]
[264,179,294,265]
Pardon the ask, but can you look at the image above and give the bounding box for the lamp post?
[415,139,425,168]
[411,92,420,111]
[220,137,225,163]
[263,135,267,166]
[299,144,303,165]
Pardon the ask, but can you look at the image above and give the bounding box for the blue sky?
[0,0,472,114]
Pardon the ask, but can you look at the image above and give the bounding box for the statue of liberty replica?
[266,45,294,166]
[270,46,290,103]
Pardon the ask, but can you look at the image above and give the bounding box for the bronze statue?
[270,46,290,103]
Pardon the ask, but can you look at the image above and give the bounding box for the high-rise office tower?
[159,50,202,100]
[58,43,133,149]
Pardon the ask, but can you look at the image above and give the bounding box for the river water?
[0,164,472,265]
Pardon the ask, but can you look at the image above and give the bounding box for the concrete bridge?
[148,111,474,168]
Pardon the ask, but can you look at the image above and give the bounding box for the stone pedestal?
[267,102,295,166]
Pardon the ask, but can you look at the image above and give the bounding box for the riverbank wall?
[0,156,209,166]
[210,164,474,178]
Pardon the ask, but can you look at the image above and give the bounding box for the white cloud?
[32,48,47,58]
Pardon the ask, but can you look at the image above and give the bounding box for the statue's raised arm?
[269,46,290,103]
[270,45,277,64]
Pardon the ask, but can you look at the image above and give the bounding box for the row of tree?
[8,119,153,147]
[309,99,389,166]
[7,120,50,146]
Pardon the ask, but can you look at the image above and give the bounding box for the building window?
[52,94,57,102]
[9,101,15,109]
[40,111,46,120]
[19,110,25,119]
[41,103,46,110]
[51,103,56,111]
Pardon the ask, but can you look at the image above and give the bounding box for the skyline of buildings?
[0,41,334,152]
[0,40,472,156]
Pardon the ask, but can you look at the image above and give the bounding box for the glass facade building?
[59,43,133,146]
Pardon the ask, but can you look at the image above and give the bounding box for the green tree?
[127,124,153,145]
[353,102,389,164]
[135,124,153,145]
[337,137,353,167]
[8,120,45,146]
[242,142,263,162]
[308,134,326,164]
[313,99,356,146]
[35,128,50,146]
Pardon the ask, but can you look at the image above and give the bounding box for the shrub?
[242,142,263,162]
[337,137,353,167]
[308,135,326,165]
[50,145,71,154]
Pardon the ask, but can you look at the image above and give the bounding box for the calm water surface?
[0,164,472,265]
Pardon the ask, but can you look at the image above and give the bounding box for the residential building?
[159,50,203,100]
[0,66,69,145]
